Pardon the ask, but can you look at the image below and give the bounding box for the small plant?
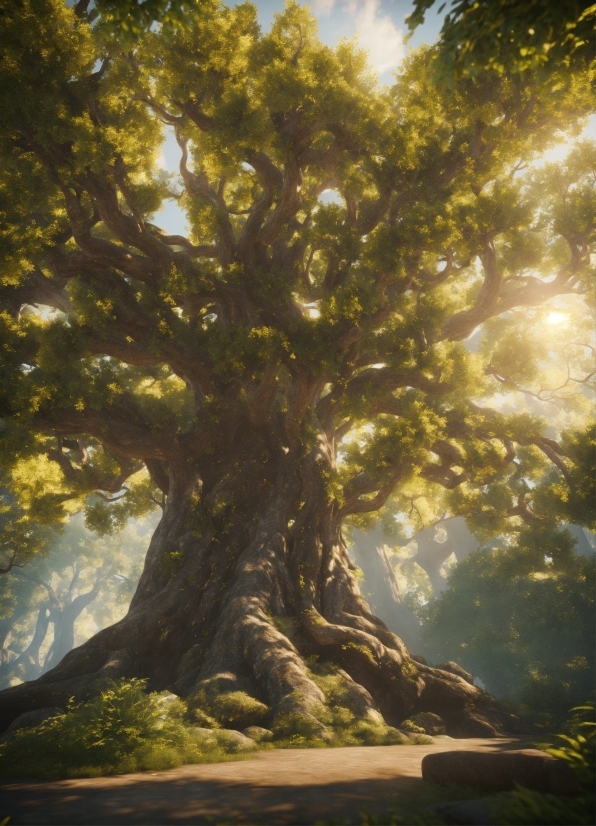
[494,702,595,825]
[0,679,246,779]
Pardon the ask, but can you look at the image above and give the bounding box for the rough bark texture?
[0,420,529,738]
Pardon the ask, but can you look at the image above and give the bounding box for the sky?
[252,0,446,79]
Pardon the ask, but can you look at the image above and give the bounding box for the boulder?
[409,712,447,735]
[4,707,62,738]
[422,749,581,796]
[242,726,273,742]
[214,729,259,752]
[383,727,413,744]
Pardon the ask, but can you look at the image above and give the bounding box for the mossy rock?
[401,719,427,734]
[212,729,259,753]
[409,712,447,736]
[243,726,273,742]
[188,688,269,730]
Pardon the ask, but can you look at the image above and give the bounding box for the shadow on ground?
[0,739,527,825]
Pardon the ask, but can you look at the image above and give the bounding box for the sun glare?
[545,311,569,326]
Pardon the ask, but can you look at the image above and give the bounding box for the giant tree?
[0,0,593,736]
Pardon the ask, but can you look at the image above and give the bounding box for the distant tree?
[0,517,149,688]
[407,0,596,80]
[0,0,593,736]
[422,525,596,726]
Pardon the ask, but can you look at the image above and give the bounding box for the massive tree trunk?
[0,418,527,738]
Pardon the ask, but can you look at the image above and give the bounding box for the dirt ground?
[0,737,527,825]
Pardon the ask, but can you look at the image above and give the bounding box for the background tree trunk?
[350,528,422,651]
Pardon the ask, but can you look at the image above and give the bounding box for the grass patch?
[0,679,249,780]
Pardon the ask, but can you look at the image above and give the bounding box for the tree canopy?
[407,0,596,80]
[0,0,594,738]
[421,525,595,726]
[1,0,594,550]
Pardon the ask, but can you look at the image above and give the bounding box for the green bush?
[421,533,595,728]
[494,703,595,825]
[0,679,245,779]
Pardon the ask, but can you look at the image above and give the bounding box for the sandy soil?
[0,737,526,825]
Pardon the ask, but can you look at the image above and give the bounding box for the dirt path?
[0,737,525,825]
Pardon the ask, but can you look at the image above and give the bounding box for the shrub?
[494,702,595,825]
[0,679,245,779]
[421,540,595,728]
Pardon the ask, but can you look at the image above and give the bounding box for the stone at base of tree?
[422,749,582,795]
[3,707,62,738]
[243,726,273,742]
[213,729,260,752]
[436,662,475,685]
[409,712,447,735]
[430,797,499,825]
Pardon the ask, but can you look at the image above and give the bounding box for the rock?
[409,712,447,736]
[430,797,499,825]
[383,727,412,744]
[214,729,259,752]
[363,708,385,724]
[4,707,62,738]
[436,661,475,685]
[422,749,582,796]
[192,726,218,739]
[242,726,273,742]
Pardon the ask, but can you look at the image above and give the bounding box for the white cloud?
[311,0,337,15]
[345,0,404,73]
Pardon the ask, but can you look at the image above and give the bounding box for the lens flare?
[546,312,568,326]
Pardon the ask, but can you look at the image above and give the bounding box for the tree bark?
[0,422,528,738]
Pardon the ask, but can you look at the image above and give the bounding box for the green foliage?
[421,532,595,726]
[494,703,595,824]
[0,679,244,778]
[407,0,596,80]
